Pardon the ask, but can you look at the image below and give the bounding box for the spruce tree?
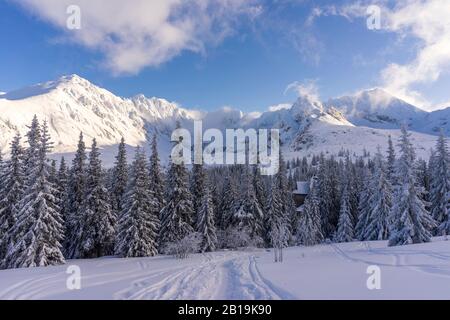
[0,151,4,195]
[363,148,392,240]
[355,168,372,240]
[416,159,431,202]
[345,156,359,221]
[0,134,24,267]
[429,130,450,235]
[149,133,165,214]
[317,156,339,237]
[389,126,435,246]
[64,133,87,258]
[266,177,289,261]
[196,182,217,252]
[56,157,68,222]
[81,139,116,258]
[219,171,238,230]
[191,163,206,225]
[335,176,354,243]
[49,160,57,184]
[115,148,159,257]
[386,135,396,182]
[23,115,42,181]
[6,121,65,268]
[159,151,194,246]
[272,150,292,243]
[296,177,323,246]
[112,138,128,214]
[253,164,267,219]
[234,166,264,243]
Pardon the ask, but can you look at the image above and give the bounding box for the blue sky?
[1,0,449,111]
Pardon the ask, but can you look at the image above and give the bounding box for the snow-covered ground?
[1,237,450,300]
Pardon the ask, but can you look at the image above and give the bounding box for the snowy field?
[0,237,450,300]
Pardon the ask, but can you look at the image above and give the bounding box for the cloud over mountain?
[14,0,261,74]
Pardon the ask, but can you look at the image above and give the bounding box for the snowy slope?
[0,75,444,164]
[418,108,450,136]
[0,237,449,299]
[286,120,437,161]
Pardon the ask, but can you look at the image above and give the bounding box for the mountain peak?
[57,74,88,84]
[361,87,389,95]
[292,94,324,117]
[0,74,94,101]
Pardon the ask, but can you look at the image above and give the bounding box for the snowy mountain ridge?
[0,75,445,163]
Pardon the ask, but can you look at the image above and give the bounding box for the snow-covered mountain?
[325,88,428,130]
[417,108,450,136]
[0,75,444,164]
[324,88,450,138]
[0,75,200,164]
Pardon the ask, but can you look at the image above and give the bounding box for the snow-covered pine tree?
[271,149,292,243]
[49,160,57,184]
[329,158,342,222]
[363,148,392,240]
[0,151,4,192]
[219,171,238,230]
[344,156,359,221]
[234,166,264,244]
[209,170,222,229]
[276,151,290,216]
[115,148,160,257]
[149,133,165,214]
[56,157,68,221]
[317,155,339,238]
[429,130,450,235]
[191,163,206,225]
[388,126,436,246]
[81,139,116,258]
[196,181,217,252]
[296,176,323,246]
[266,177,282,235]
[288,172,301,238]
[159,147,194,246]
[0,153,6,265]
[335,175,354,243]
[253,164,267,219]
[416,159,431,203]
[386,135,396,183]
[0,134,25,267]
[112,137,128,214]
[354,168,372,240]
[64,133,87,258]
[5,121,65,268]
[23,115,42,182]
[266,177,289,261]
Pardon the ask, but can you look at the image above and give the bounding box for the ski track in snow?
[0,251,295,300]
[115,252,293,300]
[221,256,295,300]
[0,260,186,300]
[2,239,450,299]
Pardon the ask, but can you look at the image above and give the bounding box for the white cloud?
[310,0,450,110]
[285,79,321,102]
[15,0,261,75]
[378,0,450,109]
[268,103,291,112]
